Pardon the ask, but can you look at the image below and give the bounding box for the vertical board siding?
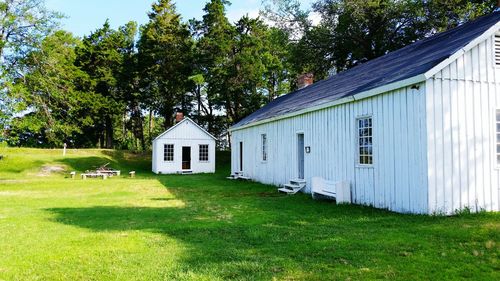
[426,34,500,214]
[231,83,428,214]
[152,119,216,174]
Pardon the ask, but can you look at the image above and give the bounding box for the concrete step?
[284,183,301,190]
[290,178,306,185]
[278,187,298,194]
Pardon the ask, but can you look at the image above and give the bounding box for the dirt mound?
[38,165,67,176]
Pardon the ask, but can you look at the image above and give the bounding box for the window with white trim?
[496,110,500,165]
[199,144,209,162]
[261,134,267,161]
[164,144,174,161]
[357,117,373,165]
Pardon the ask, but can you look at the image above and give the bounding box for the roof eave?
[230,18,500,133]
[153,117,217,142]
[424,21,500,79]
[229,74,426,132]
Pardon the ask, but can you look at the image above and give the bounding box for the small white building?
[152,117,216,174]
[229,12,500,214]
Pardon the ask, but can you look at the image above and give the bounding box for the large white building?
[229,12,500,214]
[152,116,216,174]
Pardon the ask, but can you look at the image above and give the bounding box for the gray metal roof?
[233,11,500,129]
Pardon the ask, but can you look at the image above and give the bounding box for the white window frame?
[164,144,174,162]
[356,115,374,167]
[199,144,209,162]
[261,134,268,162]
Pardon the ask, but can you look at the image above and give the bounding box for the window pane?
[199,145,209,161]
[261,134,267,161]
[357,117,373,165]
[164,144,174,161]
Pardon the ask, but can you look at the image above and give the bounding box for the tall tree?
[7,31,104,147]
[0,0,60,131]
[138,0,193,129]
[193,0,234,132]
[0,0,60,73]
[114,22,146,150]
[75,21,137,148]
[294,0,497,78]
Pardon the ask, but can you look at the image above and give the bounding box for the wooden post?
[63,143,67,156]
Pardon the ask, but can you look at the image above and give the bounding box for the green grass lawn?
[0,148,498,280]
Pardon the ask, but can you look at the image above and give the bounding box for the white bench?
[81,173,107,180]
[311,177,351,203]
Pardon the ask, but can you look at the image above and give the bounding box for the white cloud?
[309,11,321,26]
[227,8,260,23]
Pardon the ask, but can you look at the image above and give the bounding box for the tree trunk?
[163,108,174,129]
[196,85,201,121]
[99,132,104,148]
[105,115,113,149]
[132,104,145,151]
[148,109,153,143]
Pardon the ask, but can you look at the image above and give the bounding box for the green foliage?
[75,21,137,148]
[6,31,105,147]
[0,0,61,75]
[0,148,498,280]
[2,0,498,148]
[0,0,61,132]
[292,0,498,78]
[138,0,194,129]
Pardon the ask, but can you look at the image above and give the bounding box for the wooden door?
[297,134,304,179]
[182,146,191,170]
[239,142,243,172]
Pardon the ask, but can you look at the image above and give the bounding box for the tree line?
[0,0,496,149]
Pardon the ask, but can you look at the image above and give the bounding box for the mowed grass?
[0,148,498,280]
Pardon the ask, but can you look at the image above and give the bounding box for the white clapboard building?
[152,114,216,174]
[229,12,500,214]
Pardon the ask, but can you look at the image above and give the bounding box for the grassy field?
[0,148,498,280]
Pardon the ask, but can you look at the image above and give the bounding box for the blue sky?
[46,0,316,37]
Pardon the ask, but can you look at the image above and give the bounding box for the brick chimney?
[297,73,314,89]
[175,112,184,123]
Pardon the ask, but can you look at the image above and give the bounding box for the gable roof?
[231,11,500,131]
[153,117,217,141]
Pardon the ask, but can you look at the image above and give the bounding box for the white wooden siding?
[231,83,428,214]
[153,119,216,174]
[426,34,500,214]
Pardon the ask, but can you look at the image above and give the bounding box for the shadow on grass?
[40,151,498,279]
[0,159,46,174]
[43,170,499,280]
[57,157,119,172]
[56,151,152,175]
